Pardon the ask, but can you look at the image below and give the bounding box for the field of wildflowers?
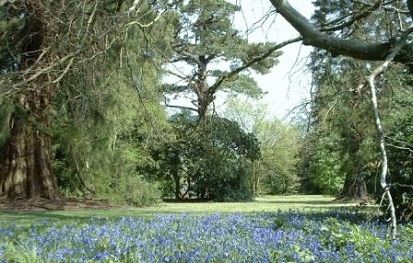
[0,210,412,262]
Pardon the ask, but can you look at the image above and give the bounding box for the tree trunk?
[339,126,368,201]
[0,2,60,201]
[173,169,180,200]
[0,90,59,201]
[340,173,368,201]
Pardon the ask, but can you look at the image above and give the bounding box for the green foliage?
[303,58,413,209]
[383,84,413,219]
[179,0,241,55]
[0,4,25,73]
[2,244,41,263]
[219,75,263,99]
[318,217,388,256]
[44,0,175,205]
[304,132,345,195]
[150,112,260,201]
[163,0,280,117]
[306,0,413,220]
[224,97,302,195]
[258,120,302,195]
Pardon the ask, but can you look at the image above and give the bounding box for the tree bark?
[173,170,180,200]
[340,173,368,201]
[0,90,59,200]
[0,2,60,201]
[340,110,368,200]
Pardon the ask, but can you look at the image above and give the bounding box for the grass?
[0,195,358,225]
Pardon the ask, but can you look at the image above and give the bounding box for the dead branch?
[357,27,413,239]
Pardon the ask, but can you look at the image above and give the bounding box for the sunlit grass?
[0,195,357,225]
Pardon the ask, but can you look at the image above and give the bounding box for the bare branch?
[175,49,202,66]
[358,28,413,239]
[126,9,165,28]
[164,96,198,112]
[386,143,413,153]
[390,183,413,189]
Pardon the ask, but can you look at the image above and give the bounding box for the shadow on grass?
[0,211,92,222]
[0,209,187,224]
[257,199,334,205]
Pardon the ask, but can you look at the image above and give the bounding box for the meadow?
[0,195,412,262]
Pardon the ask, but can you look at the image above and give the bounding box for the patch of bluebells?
[0,210,412,262]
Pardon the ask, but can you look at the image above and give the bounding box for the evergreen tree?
[0,0,172,202]
[163,0,281,119]
[297,0,413,210]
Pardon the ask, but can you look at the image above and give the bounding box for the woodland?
[0,0,412,243]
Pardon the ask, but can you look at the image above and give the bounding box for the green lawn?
[0,195,357,225]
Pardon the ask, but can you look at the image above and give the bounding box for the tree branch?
[320,0,382,32]
[386,143,413,153]
[269,0,413,64]
[164,96,198,112]
[357,28,412,239]
[208,37,302,95]
[176,49,202,66]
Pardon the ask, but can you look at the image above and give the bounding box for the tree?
[304,1,384,200]
[303,59,377,198]
[224,96,302,195]
[269,0,413,235]
[0,1,65,200]
[0,0,171,201]
[163,0,286,119]
[150,112,260,201]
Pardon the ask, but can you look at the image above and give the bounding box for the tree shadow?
[0,211,94,223]
[257,199,334,205]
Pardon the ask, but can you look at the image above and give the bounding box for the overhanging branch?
[269,0,413,64]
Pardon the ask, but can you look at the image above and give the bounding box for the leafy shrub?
[150,113,259,201]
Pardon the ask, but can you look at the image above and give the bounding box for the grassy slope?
[0,195,357,225]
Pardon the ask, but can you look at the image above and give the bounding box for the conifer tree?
[163,0,284,119]
[0,0,171,202]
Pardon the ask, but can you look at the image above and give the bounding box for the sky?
[230,0,315,120]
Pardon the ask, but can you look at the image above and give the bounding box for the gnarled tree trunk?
[0,89,59,200]
[0,1,59,201]
[340,172,368,201]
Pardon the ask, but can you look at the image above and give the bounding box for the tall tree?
[163,0,287,119]
[149,112,260,201]
[304,1,385,200]
[224,97,302,195]
[269,0,413,233]
[0,0,170,201]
